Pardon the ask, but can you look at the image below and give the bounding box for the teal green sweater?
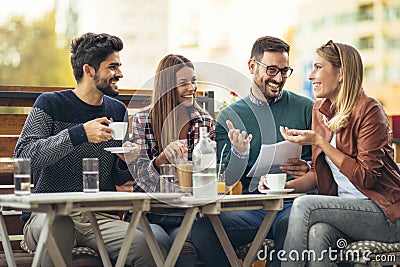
[216,90,314,193]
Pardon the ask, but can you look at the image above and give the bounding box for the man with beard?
[190,36,314,267]
[14,32,171,267]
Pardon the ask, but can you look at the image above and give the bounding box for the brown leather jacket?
[312,91,400,222]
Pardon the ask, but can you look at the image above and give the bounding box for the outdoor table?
[0,191,181,267]
[143,193,302,267]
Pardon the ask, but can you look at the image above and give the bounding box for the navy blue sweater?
[14,90,132,222]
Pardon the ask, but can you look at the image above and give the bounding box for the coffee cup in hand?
[109,122,128,140]
[263,173,286,190]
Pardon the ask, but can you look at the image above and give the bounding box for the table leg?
[87,212,112,267]
[139,214,165,267]
[46,234,68,266]
[208,215,242,267]
[0,211,16,267]
[242,210,278,267]
[164,207,198,267]
[31,210,67,267]
[140,207,199,267]
[208,200,281,267]
[114,209,143,267]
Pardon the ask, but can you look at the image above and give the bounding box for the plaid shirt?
[130,106,215,192]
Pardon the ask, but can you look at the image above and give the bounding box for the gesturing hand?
[226,120,252,154]
[280,126,322,146]
[83,117,113,143]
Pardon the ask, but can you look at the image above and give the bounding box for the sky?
[0,0,54,24]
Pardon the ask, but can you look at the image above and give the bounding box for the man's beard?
[254,72,282,102]
[94,75,119,97]
[254,77,274,101]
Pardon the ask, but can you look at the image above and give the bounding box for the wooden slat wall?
[0,114,27,135]
[0,98,36,107]
[0,160,13,184]
[0,136,19,158]
[0,85,154,95]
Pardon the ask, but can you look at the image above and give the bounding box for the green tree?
[0,9,75,86]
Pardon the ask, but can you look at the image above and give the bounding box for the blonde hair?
[317,41,363,132]
[151,54,200,151]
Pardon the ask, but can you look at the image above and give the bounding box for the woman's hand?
[258,175,268,191]
[280,158,310,179]
[155,140,188,168]
[280,126,322,146]
[280,126,345,171]
[227,120,252,154]
[116,141,140,163]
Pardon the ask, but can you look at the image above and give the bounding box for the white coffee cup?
[109,122,128,140]
[263,173,286,190]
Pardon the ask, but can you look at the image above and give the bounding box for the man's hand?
[280,158,310,179]
[83,117,112,143]
[226,120,252,154]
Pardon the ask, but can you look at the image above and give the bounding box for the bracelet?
[231,147,249,159]
[306,161,312,172]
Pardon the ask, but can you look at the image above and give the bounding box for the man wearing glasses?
[191,36,314,267]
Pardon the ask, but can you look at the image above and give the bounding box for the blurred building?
[74,0,300,90]
[76,0,169,89]
[291,0,400,115]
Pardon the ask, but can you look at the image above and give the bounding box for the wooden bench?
[0,85,214,266]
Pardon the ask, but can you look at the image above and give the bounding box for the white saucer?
[259,188,295,195]
[104,147,137,153]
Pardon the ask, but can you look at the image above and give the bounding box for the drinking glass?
[217,163,226,195]
[176,161,193,194]
[160,164,177,193]
[14,158,31,196]
[82,158,99,193]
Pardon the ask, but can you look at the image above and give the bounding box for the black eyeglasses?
[254,60,293,78]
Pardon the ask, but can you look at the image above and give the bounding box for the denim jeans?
[190,199,293,267]
[281,195,400,267]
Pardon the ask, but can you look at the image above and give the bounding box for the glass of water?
[13,158,31,196]
[159,164,177,193]
[82,158,99,193]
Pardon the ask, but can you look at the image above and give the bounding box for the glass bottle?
[192,126,217,198]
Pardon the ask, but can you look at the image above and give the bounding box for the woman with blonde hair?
[280,41,400,266]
